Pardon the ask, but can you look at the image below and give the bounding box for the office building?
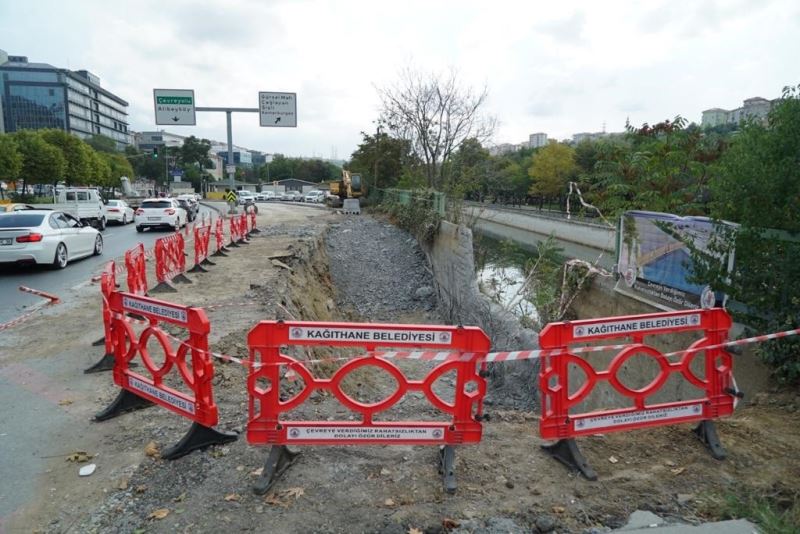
[0,49,131,148]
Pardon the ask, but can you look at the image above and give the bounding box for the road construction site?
[1,202,797,533]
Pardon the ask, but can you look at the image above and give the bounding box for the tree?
[86,134,118,154]
[348,130,414,190]
[447,137,491,198]
[528,142,576,196]
[574,139,599,176]
[691,84,800,382]
[0,134,23,198]
[13,130,66,195]
[378,67,496,190]
[179,136,213,171]
[39,129,93,185]
[88,149,111,187]
[101,152,134,190]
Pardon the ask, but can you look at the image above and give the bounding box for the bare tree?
[378,67,496,191]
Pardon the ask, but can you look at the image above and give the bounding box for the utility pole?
[164,144,169,190]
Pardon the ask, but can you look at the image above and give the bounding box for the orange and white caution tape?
[0,308,45,332]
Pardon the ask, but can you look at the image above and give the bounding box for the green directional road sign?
[154,89,196,125]
[226,190,238,203]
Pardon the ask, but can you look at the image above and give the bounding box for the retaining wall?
[464,205,616,252]
[420,220,770,413]
[422,220,540,409]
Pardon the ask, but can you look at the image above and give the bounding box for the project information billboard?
[615,211,735,310]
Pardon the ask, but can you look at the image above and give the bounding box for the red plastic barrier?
[229,215,240,244]
[100,261,116,353]
[214,217,226,254]
[95,291,235,457]
[249,206,257,232]
[107,291,217,423]
[84,260,120,374]
[124,243,147,295]
[537,308,738,479]
[193,225,211,267]
[239,212,248,237]
[154,233,187,284]
[246,320,490,494]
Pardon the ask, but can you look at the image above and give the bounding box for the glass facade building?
[0,53,131,148]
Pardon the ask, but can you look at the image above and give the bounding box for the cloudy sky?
[1,0,798,158]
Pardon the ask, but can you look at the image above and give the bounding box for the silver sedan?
[0,210,103,269]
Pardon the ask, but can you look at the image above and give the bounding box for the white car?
[237,190,256,205]
[256,191,275,202]
[304,190,325,203]
[134,198,187,232]
[104,199,135,225]
[0,210,103,269]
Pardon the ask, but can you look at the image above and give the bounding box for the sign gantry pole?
[154,89,297,215]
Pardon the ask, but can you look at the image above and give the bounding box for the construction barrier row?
[85,208,253,372]
[91,262,749,493]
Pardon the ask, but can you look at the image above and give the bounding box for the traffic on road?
[0,202,216,324]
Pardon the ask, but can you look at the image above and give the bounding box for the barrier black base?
[228,240,240,248]
[249,228,261,234]
[212,248,229,257]
[91,336,106,347]
[94,389,153,421]
[187,264,209,274]
[173,273,193,284]
[541,438,598,481]
[149,281,177,293]
[161,421,238,460]
[237,238,250,245]
[84,352,114,374]
[200,258,216,267]
[693,420,727,460]
[253,445,301,495]
[438,445,457,494]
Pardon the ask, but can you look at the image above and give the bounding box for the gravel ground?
[326,217,439,322]
[9,208,798,534]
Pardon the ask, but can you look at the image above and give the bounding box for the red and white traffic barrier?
[18,285,60,304]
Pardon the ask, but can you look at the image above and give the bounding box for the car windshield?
[141,201,172,209]
[107,200,120,206]
[0,213,45,228]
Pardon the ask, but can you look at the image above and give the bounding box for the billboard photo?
[615,211,735,310]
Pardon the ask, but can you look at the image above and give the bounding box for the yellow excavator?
[327,170,364,212]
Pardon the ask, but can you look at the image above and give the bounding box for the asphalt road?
[0,205,214,324]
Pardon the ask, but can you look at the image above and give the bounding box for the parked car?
[304,190,325,203]
[134,198,187,232]
[256,191,275,202]
[104,199,135,225]
[0,210,103,269]
[176,198,197,222]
